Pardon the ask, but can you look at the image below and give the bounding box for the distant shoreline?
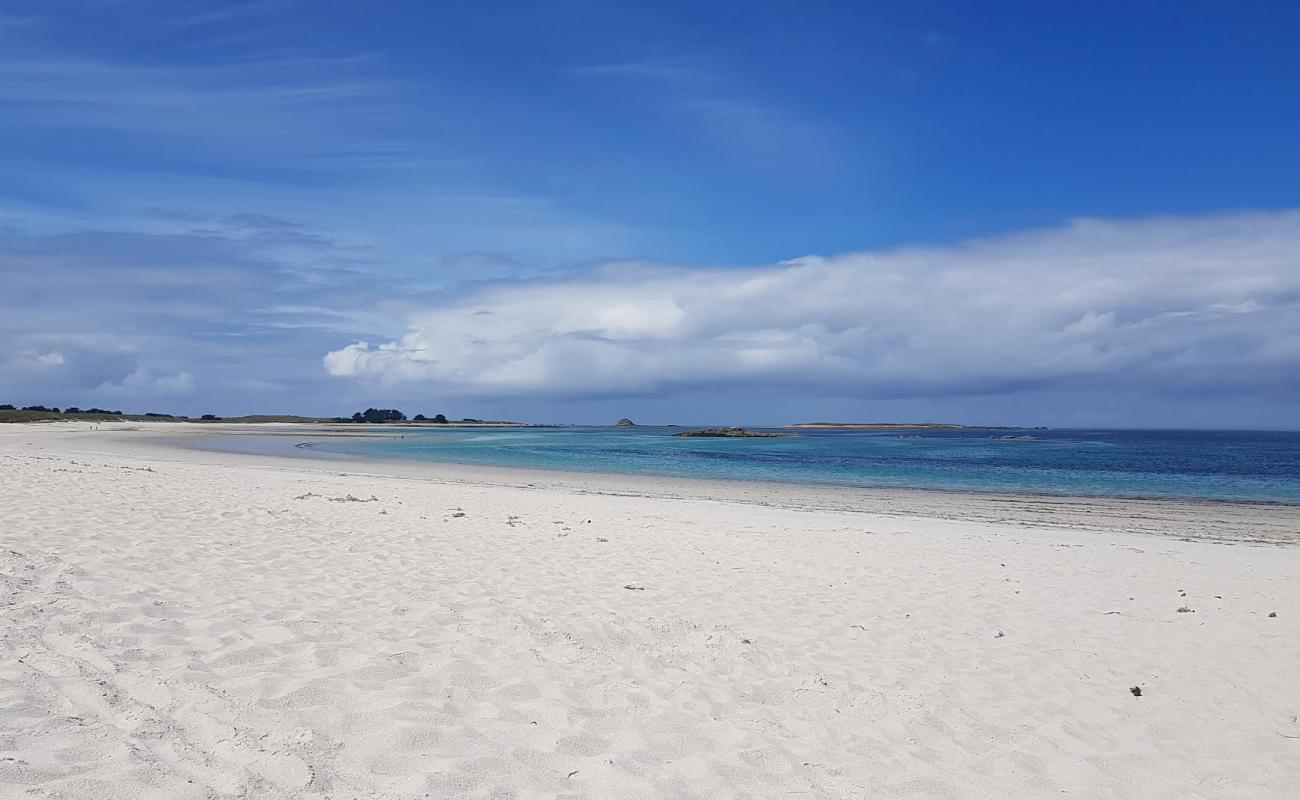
[786,422,976,430]
[2,411,1015,431]
[0,409,536,427]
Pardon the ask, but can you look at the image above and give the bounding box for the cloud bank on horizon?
[323,211,1300,405]
[3,209,1298,426]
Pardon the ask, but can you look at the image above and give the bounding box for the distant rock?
[615,418,637,427]
[675,427,786,438]
[788,422,970,430]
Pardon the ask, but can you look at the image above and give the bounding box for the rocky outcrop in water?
[675,427,786,438]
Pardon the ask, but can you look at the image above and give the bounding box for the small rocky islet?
[674,426,787,438]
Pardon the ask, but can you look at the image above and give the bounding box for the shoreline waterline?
[75,423,1292,546]
[10,423,1296,544]
[175,424,1300,507]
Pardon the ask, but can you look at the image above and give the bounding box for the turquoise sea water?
[298,427,1300,504]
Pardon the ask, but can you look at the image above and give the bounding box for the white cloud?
[324,210,1300,399]
[98,368,196,396]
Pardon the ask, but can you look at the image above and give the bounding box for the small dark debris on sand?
[1269,611,1278,618]
[329,494,379,503]
[624,583,645,591]
[1176,606,1194,613]
[1130,686,1142,697]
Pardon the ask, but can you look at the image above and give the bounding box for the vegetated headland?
[0,404,526,426]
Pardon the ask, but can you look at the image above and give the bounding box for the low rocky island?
[614,418,637,427]
[787,421,973,430]
[675,427,787,438]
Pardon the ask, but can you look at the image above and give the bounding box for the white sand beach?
[3,422,1299,799]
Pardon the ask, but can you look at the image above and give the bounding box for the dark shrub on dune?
[351,408,407,424]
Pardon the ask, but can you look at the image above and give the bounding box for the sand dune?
[2,423,1298,799]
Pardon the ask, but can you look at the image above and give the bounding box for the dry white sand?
[2,422,1298,799]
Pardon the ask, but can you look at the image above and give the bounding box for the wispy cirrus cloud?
[571,55,841,175]
[0,53,420,172]
[0,4,647,268]
[147,0,287,33]
[0,211,421,411]
[0,2,455,182]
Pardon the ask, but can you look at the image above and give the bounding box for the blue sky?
[2,1,1298,427]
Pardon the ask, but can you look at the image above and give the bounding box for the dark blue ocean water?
[303,427,1300,503]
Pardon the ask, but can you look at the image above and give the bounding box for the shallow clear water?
[303,427,1300,503]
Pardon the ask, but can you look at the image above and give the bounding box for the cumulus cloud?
[324,211,1300,399]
